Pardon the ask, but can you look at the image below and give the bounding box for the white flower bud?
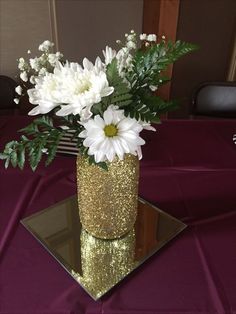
[29,76,36,84]
[147,34,157,42]
[48,53,58,65]
[55,51,63,58]
[14,98,19,104]
[38,40,54,51]
[18,57,25,70]
[140,33,147,41]
[126,41,136,49]
[41,148,48,154]
[15,85,22,95]
[39,67,47,76]
[20,71,28,82]
[30,58,40,71]
[149,85,158,92]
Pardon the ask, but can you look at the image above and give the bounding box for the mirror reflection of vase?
[79,228,136,299]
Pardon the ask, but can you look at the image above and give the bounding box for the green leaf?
[0,153,7,160]
[10,151,18,168]
[18,145,25,170]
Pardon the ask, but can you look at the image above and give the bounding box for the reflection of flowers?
[79,105,145,162]
[76,228,136,299]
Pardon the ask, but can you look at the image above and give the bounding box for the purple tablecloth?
[0,116,236,314]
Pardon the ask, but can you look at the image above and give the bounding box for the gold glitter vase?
[76,154,139,239]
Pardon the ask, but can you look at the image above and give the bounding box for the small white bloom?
[126,41,136,49]
[79,105,145,163]
[41,148,48,154]
[103,46,116,65]
[145,42,150,47]
[139,120,156,131]
[39,67,47,76]
[27,50,31,54]
[140,33,147,41]
[30,58,40,71]
[15,85,22,95]
[29,76,36,84]
[18,57,25,70]
[20,71,28,82]
[48,53,58,65]
[14,98,19,104]
[149,85,158,91]
[162,35,166,40]
[38,40,54,51]
[147,34,157,42]
[56,51,63,58]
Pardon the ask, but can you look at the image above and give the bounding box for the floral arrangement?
[0,31,197,170]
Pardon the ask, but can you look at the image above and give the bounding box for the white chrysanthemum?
[55,59,113,120]
[27,59,114,119]
[27,72,61,115]
[79,106,145,163]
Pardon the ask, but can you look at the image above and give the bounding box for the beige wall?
[0,0,143,79]
[0,0,54,79]
[55,0,143,62]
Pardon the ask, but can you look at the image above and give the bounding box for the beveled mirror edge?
[20,195,187,300]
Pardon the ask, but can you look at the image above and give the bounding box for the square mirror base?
[21,196,186,300]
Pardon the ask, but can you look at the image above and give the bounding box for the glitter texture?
[76,154,139,239]
[77,228,136,299]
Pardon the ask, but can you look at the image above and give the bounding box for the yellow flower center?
[74,81,91,94]
[104,124,118,137]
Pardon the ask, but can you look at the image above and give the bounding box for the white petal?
[112,138,125,160]
[104,108,113,124]
[28,106,41,115]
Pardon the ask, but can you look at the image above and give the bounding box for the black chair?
[191,82,236,118]
[0,75,18,115]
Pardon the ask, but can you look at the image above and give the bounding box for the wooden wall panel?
[143,0,180,104]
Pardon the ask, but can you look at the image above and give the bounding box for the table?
[1,116,236,314]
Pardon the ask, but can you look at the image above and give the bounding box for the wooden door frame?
[142,0,180,106]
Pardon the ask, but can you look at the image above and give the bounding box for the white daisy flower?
[79,105,145,163]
